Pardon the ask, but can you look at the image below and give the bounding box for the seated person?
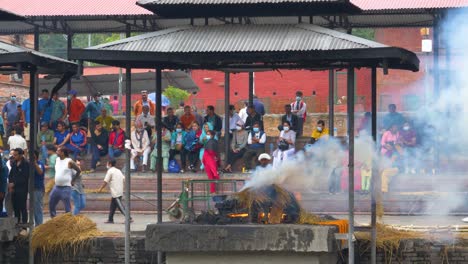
[136,105,155,138]
[310,120,329,144]
[169,123,187,173]
[399,121,417,173]
[150,124,171,173]
[95,108,114,131]
[242,121,266,173]
[90,121,109,172]
[108,120,125,159]
[162,107,179,132]
[278,104,299,133]
[37,122,54,164]
[223,121,248,173]
[65,123,87,160]
[184,121,202,172]
[381,124,401,159]
[53,121,69,148]
[273,121,296,168]
[130,121,150,172]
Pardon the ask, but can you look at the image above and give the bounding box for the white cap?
[258,153,271,161]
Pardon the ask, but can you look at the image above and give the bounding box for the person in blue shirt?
[65,123,87,160]
[2,93,20,136]
[84,92,103,129]
[21,98,31,142]
[32,150,45,226]
[0,152,7,217]
[253,95,265,116]
[38,89,53,124]
[53,121,70,148]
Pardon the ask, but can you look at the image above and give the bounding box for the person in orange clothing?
[133,90,156,117]
[67,90,85,124]
[180,105,196,131]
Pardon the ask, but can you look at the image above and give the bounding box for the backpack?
[168,159,181,173]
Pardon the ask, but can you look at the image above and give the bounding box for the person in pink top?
[380,124,400,158]
[110,95,119,115]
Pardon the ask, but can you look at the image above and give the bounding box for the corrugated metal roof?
[91,24,387,53]
[0,8,23,21]
[0,41,75,65]
[138,0,340,4]
[0,0,152,17]
[353,0,468,10]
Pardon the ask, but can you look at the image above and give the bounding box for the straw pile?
[32,213,102,257]
[236,185,292,210]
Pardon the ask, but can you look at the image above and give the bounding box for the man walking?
[98,160,131,224]
[2,93,20,137]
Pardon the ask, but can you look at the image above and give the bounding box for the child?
[202,130,220,193]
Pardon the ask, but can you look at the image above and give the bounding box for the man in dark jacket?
[278,104,299,133]
[91,121,109,172]
[244,105,263,132]
[8,148,29,224]
[203,105,222,135]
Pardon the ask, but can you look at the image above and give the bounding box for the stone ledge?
[145,223,337,253]
[0,218,17,242]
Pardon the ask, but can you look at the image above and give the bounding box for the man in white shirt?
[290,91,307,137]
[135,105,155,138]
[7,128,27,151]
[238,101,249,123]
[99,159,132,224]
[130,121,151,172]
[223,105,244,138]
[242,122,267,173]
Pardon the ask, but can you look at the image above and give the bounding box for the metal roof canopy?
[137,0,362,18]
[0,8,24,21]
[69,24,419,71]
[0,41,77,74]
[39,70,199,95]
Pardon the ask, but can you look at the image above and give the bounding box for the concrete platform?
[0,218,17,242]
[146,223,338,264]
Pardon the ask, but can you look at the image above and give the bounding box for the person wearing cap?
[257,153,272,170]
[95,108,115,131]
[2,93,20,137]
[38,89,53,125]
[242,121,267,173]
[36,122,54,165]
[108,120,125,159]
[67,90,85,124]
[84,92,103,128]
[134,90,156,117]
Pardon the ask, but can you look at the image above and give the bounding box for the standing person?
[108,120,125,159]
[135,105,155,138]
[21,97,31,143]
[71,157,85,215]
[222,122,248,173]
[184,121,202,172]
[174,101,185,118]
[8,148,29,224]
[202,130,220,193]
[0,152,7,216]
[98,160,132,224]
[134,90,155,116]
[169,123,187,173]
[357,112,372,137]
[110,95,119,115]
[65,123,87,160]
[203,105,222,136]
[50,92,67,130]
[95,108,115,131]
[102,97,113,116]
[32,150,45,226]
[242,122,267,173]
[192,106,204,127]
[253,95,265,116]
[90,121,109,172]
[130,121,150,172]
[49,147,81,218]
[38,89,53,125]
[7,128,27,151]
[37,122,54,165]
[84,92,103,130]
[244,105,263,131]
[150,124,171,173]
[238,101,249,123]
[45,144,57,179]
[199,122,217,170]
[180,105,196,131]
[162,107,179,132]
[53,121,69,148]
[2,93,20,137]
[279,104,299,133]
[291,91,307,137]
[223,105,243,138]
[67,90,85,125]
[381,104,405,131]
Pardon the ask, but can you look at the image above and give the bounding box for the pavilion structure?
[69,1,420,261]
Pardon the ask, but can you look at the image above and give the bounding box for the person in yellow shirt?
[310,120,329,143]
[95,108,115,131]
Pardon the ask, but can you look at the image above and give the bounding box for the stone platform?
[145,224,339,264]
[0,218,16,242]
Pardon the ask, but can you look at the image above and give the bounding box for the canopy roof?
[0,8,23,21]
[0,41,77,74]
[39,69,199,96]
[137,0,361,17]
[69,24,419,71]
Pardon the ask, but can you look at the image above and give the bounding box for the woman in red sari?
[202,130,220,193]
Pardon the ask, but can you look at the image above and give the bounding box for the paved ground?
[53,213,468,233]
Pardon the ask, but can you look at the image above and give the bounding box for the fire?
[227,213,249,218]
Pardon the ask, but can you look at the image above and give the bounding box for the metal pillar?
[224,72,230,161]
[156,69,165,264]
[248,72,254,106]
[370,67,377,264]
[66,33,73,92]
[124,68,132,264]
[433,16,440,171]
[119,26,131,115]
[347,67,355,264]
[328,69,335,136]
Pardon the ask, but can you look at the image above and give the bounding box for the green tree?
[351,28,375,41]
[163,86,190,108]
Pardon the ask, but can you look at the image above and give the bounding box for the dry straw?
[32,213,103,258]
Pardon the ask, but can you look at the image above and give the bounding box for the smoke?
[242,10,468,217]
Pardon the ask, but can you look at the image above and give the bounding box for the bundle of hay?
[32,213,102,257]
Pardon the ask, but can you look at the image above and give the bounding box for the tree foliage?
[351,28,375,41]
[163,86,190,108]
